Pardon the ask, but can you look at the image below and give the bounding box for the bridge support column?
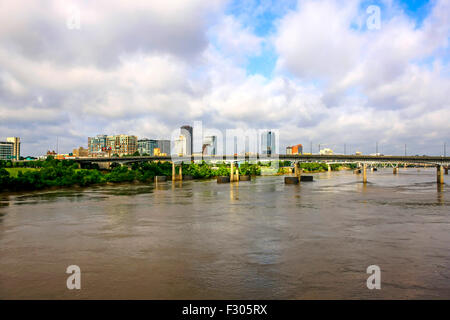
[172,162,176,181]
[179,165,182,181]
[363,164,367,184]
[445,167,448,175]
[327,164,331,172]
[230,162,234,182]
[235,166,239,182]
[437,166,444,184]
[393,167,398,174]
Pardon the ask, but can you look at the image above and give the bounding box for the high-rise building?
[6,137,20,160]
[261,131,276,155]
[88,135,108,156]
[157,140,171,155]
[107,135,138,156]
[174,135,187,156]
[202,136,217,155]
[138,139,158,156]
[88,134,137,157]
[180,125,193,155]
[0,141,14,160]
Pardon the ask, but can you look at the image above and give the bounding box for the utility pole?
[318,144,321,154]
[444,142,446,157]
[310,141,312,154]
[56,136,59,155]
[376,141,378,154]
[344,143,346,155]
[404,144,407,157]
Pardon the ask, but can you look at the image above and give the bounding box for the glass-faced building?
[202,136,217,155]
[88,135,107,155]
[261,131,276,155]
[138,139,158,156]
[180,125,193,155]
[0,141,14,160]
[157,140,170,155]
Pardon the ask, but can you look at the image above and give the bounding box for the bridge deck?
[73,154,450,165]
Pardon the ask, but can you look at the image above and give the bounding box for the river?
[0,168,449,299]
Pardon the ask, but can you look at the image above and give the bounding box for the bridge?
[73,154,450,184]
[74,154,450,164]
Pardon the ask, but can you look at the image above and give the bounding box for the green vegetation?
[277,162,359,174]
[0,158,262,192]
[0,157,357,192]
[5,168,39,177]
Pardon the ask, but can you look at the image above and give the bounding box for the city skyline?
[0,0,448,157]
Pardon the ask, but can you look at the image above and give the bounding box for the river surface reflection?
[0,168,449,299]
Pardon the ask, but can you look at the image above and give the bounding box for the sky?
[0,0,448,156]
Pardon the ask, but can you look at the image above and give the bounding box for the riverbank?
[0,158,262,193]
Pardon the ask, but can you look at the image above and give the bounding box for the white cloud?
[0,0,448,156]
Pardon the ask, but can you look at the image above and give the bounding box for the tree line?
[0,157,261,192]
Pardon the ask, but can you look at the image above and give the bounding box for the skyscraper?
[157,140,171,155]
[180,125,193,155]
[261,131,276,155]
[202,136,217,155]
[6,137,20,160]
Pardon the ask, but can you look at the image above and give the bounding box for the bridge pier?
[171,162,183,181]
[327,164,331,172]
[437,165,444,184]
[363,163,367,184]
[294,162,302,179]
[230,162,234,182]
[445,167,448,175]
[172,162,176,181]
[393,167,398,174]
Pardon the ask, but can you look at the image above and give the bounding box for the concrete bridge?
[74,154,450,184]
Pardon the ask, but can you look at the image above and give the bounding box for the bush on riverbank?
[0,159,263,192]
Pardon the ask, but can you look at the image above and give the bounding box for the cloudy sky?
[0,0,449,156]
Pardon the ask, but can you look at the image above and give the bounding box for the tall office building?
[261,131,276,155]
[138,139,158,156]
[202,136,217,155]
[174,135,187,156]
[0,141,14,160]
[180,125,193,155]
[6,137,20,160]
[157,140,171,155]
